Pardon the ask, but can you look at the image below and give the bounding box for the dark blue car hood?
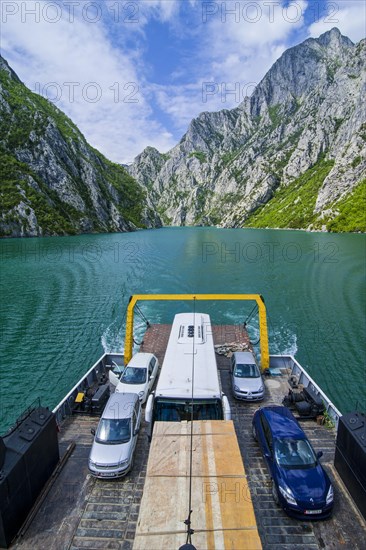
[279,464,329,503]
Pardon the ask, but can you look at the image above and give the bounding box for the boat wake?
[101,319,148,355]
[101,319,125,353]
[247,323,298,357]
[270,326,298,356]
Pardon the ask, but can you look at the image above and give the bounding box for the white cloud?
[141,0,180,22]
[149,0,363,139]
[149,1,309,133]
[1,0,176,162]
[199,0,307,81]
[2,0,362,164]
[308,1,366,43]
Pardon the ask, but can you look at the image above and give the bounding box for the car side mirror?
[264,451,272,459]
[91,428,96,436]
[134,427,140,436]
[316,451,323,459]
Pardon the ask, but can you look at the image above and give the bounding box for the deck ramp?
[133,420,262,550]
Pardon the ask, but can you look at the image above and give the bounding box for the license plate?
[305,509,322,514]
[100,472,115,477]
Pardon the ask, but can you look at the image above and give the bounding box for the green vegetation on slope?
[0,65,81,146]
[189,151,207,164]
[245,159,365,232]
[0,151,81,235]
[0,60,148,236]
[91,148,147,228]
[245,158,334,229]
[323,180,366,232]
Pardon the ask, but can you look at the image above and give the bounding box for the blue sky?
[1,0,365,163]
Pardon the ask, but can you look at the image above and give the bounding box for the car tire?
[272,482,279,506]
[252,424,257,441]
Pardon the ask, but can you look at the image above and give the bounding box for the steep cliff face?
[0,57,161,237]
[2,28,364,236]
[130,29,366,231]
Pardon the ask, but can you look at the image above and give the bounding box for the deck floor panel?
[11,324,366,550]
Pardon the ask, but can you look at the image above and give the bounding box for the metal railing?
[52,353,124,426]
[269,354,342,428]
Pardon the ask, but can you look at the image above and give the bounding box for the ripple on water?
[1,229,365,432]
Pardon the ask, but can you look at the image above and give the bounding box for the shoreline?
[1,224,365,241]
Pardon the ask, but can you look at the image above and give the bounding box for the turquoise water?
[0,227,365,432]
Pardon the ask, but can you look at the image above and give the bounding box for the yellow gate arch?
[123,294,269,371]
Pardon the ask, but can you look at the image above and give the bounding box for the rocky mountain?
[0,56,161,237]
[130,28,366,232]
[1,28,365,237]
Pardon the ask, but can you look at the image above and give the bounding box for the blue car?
[252,405,334,519]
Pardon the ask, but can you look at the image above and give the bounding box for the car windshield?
[96,418,131,444]
[120,367,147,384]
[234,363,260,378]
[274,438,317,468]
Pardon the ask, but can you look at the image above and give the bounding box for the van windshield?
[154,398,223,422]
[96,418,131,444]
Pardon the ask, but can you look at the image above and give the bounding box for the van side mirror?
[222,395,231,420]
[91,428,96,436]
[316,451,323,459]
[145,394,154,423]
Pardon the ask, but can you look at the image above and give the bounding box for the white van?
[145,313,231,432]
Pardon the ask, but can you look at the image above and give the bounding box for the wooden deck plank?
[133,420,262,550]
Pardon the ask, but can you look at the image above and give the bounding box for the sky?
[1,0,365,163]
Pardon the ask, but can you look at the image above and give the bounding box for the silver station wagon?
[88,392,141,478]
[231,351,265,401]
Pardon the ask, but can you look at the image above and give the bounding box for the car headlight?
[278,483,297,506]
[138,391,145,398]
[234,385,240,391]
[326,484,334,505]
[88,459,96,468]
[119,459,129,467]
[259,385,264,392]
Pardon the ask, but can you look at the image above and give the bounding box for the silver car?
[88,392,141,478]
[231,351,264,401]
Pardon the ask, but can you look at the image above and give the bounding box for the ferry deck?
[10,324,366,550]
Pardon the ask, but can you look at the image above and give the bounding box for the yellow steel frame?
[124,294,269,371]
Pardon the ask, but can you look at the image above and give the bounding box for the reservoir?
[0,227,365,432]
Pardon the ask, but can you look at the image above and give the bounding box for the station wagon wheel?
[272,482,279,506]
[252,425,257,441]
